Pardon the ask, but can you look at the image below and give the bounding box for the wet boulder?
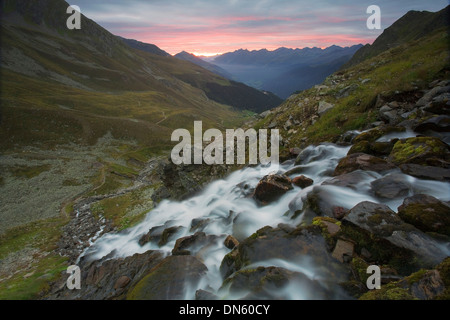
[171,231,220,256]
[219,225,347,281]
[138,224,185,247]
[387,137,449,166]
[333,153,396,176]
[224,235,239,250]
[397,194,450,236]
[370,173,412,199]
[221,266,342,300]
[323,170,378,190]
[253,174,293,204]
[414,115,450,133]
[352,126,405,144]
[292,175,314,188]
[127,255,207,300]
[348,140,396,157]
[399,163,450,182]
[342,201,447,269]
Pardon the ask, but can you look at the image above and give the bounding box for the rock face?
[397,194,450,236]
[253,174,293,204]
[127,256,207,300]
[333,153,396,176]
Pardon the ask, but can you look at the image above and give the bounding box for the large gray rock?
[370,173,412,199]
[127,255,208,300]
[220,225,347,280]
[399,163,450,182]
[343,201,447,267]
[318,101,335,116]
[253,174,293,204]
[333,153,396,176]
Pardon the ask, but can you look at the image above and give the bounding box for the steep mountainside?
[344,5,450,68]
[119,37,171,57]
[212,45,362,98]
[1,0,281,146]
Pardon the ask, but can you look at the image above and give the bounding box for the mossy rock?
[388,137,449,166]
[360,258,450,300]
[435,257,450,299]
[348,140,372,155]
[348,140,395,157]
[127,255,207,300]
[398,195,450,236]
[359,283,416,300]
[353,126,406,144]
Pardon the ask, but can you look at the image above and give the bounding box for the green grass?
[11,164,51,179]
[0,215,69,300]
[0,254,68,300]
[91,185,156,230]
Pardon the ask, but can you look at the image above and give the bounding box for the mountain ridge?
[343,5,450,68]
[210,44,362,98]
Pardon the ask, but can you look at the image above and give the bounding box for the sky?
[70,0,449,56]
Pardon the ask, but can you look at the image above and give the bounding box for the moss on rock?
[388,137,449,166]
[398,200,450,236]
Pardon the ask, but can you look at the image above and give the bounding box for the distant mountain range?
[174,51,233,80]
[193,45,361,98]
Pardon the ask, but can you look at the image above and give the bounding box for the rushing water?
[80,134,450,299]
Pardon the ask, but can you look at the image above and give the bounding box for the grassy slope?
[255,28,449,147]
[0,1,257,299]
